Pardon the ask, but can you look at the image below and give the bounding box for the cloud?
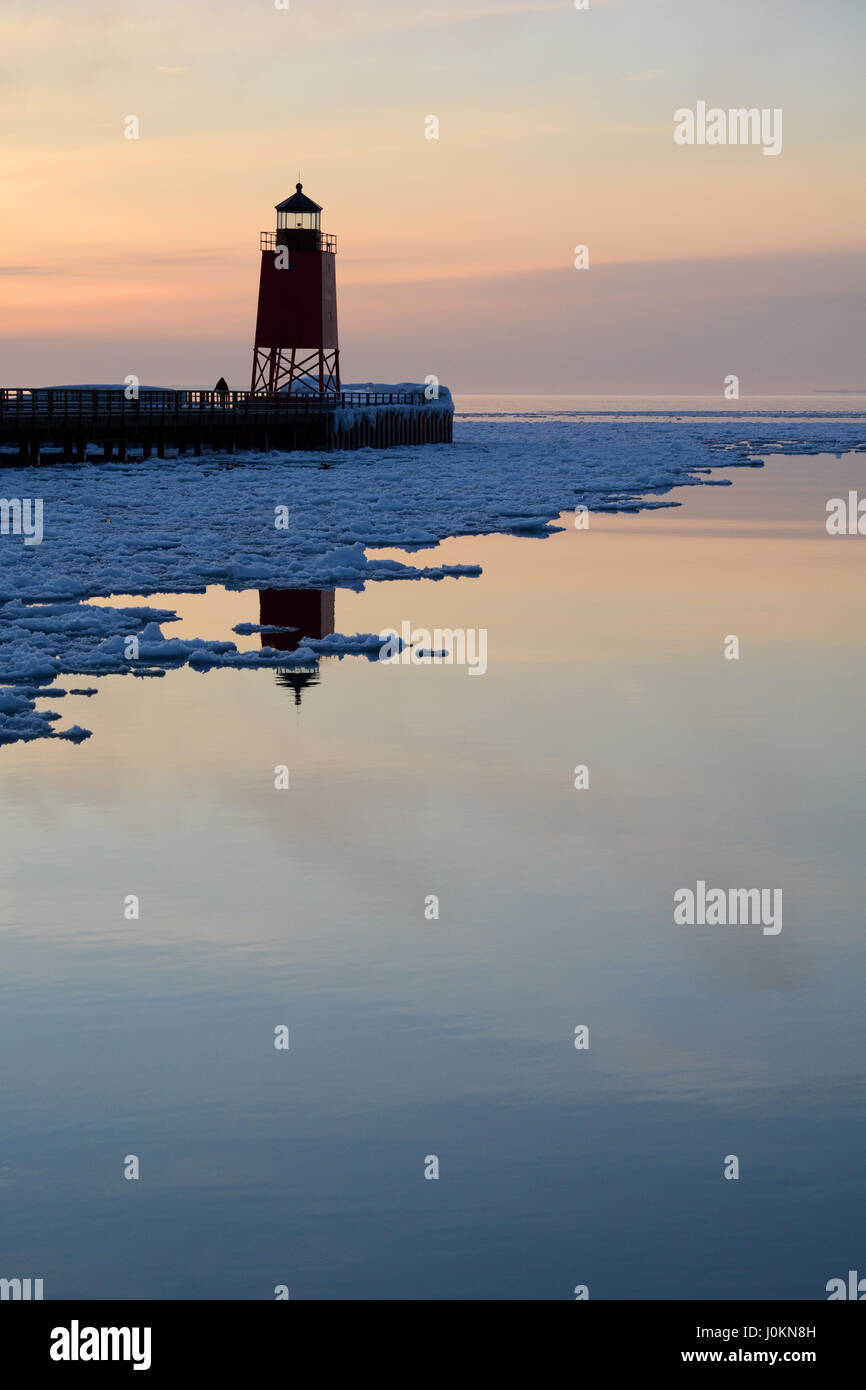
[123,250,229,265]
[0,265,56,276]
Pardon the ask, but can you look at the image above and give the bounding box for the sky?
[1,0,863,392]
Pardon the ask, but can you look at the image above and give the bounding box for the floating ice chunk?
[233,622,298,635]
[0,414,861,746]
[302,632,389,654]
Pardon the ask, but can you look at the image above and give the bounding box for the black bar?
[0,1299,860,1376]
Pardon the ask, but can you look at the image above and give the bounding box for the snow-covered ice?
[0,411,862,744]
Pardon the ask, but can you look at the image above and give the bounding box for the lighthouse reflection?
[258,587,335,704]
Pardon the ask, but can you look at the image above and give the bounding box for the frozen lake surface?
[0,402,863,743]
[0,403,863,1298]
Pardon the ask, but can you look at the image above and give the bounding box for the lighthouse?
[251,182,340,396]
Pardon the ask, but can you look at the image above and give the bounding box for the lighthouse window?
[276,210,321,232]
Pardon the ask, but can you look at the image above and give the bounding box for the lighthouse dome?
[275,183,322,214]
[275,182,322,232]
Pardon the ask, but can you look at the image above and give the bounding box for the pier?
[0,386,453,464]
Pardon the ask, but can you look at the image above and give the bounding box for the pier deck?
[0,387,453,462]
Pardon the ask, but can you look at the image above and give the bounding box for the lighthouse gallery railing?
[259,231,337,253]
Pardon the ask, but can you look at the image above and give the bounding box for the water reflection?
[258,588,335,704]
[2,457,864,1299]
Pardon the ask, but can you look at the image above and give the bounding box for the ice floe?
[0,411,862,744]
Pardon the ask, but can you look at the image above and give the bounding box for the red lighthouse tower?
[251,182,340,396]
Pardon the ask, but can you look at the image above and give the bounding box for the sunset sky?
[1,0,863,391]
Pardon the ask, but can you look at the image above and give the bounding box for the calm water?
[0,438,863,1300]
[455,392,866,419]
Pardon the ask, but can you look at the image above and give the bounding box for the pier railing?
[0,386,427,423]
